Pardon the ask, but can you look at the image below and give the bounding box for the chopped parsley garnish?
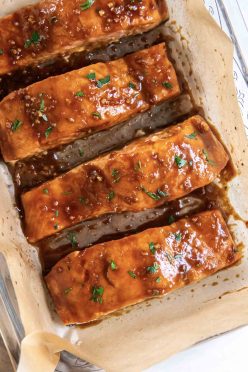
[141,186,167,201]
[202,149,216,165]
[64,287,72,295]
[80,0,95,11]
[54,223,58,230]
[129,82,137,89]
[149,242,156,255]
[92,111,102,119]
[86,72,96,80]
[186,132,198,139]
[146,262,160,274]
[38,96,48,121]
[128,271,136,279]
[134,160,142,172]
[174,254,183,260]
[42,188,49,194]
[79,196,86,204]
[107,190,115,201]
[0,49,4,55]
[91,285,104,303]
[55,210,59,217]
[162,81,173,89]
[96,75,110,88]
[75,91,85,97]
[78,148,84,157]
[165,252,174,264]
[110,260,117,270]
[111,168,120,183]
[168,215,175,224]
[155,277,161,283]
[175,155,187,168]
[45,126,53,138]
[174,232,182,242]
[24,31,41,48]
[11,119,22,132]
[67,231,78,247]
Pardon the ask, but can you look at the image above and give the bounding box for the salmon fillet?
[45,209,240,325]
[22,115,229,243]
[0,0,169,76]
[0,43,180,162]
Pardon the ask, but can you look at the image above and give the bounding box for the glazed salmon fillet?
[22,115,229,243]
[0,43,180,162]
[45,209,240,325]
[0,0,169,76]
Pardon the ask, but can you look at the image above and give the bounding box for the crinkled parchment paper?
[0,0,247,371]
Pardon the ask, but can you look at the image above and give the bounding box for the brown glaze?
[45,209,240,325]
[0,0,169,76]
[22,115,229,243]
[0,43,180,162]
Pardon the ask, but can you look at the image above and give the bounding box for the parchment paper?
[0,0,248,371]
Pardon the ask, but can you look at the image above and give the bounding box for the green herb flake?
[202,149,216,165]
[64,287,72,295]
[110,260,117,270]
[134,160,142,172]
[45,126,53,138]
[186,132,198,139]
[111,168,120,183]
[174,254,183,260]
[86,72,96,80]
[149,242,156,255]
[11,119,22,132]
[92,111,102,119]
[107,190,115,201]
[54,223,58,230]
[128,270,136,279]
[96,75,110,88]
[146,262,160,274]
[175,155,187,168]
[78,148,84,157]
[42,188,49,194]
[165,252,174,264]
[168,215,175,224]
[0,49,4,55]
[75,91,85,97]
[55,210,59,217]
[91,285,104,303]
[79,196,86,204]
[155,277,161,283]
[24,31,41,48]
[174,232,182,242]
[80,0,95,11]
[67,231,78,247]
[129,82,137,89]
[141,186,167,201]
[157,189,168,198]
[162,81,173,89]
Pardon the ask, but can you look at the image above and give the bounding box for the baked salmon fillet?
[0,43,180,162]
[45,209,240,325]
[22,115,229,243]
[0,0,168,76]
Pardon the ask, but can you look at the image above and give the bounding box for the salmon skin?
[45,209,240,325]
[0,43,180,162]
[0,0,169,76]
[22,115,229,243]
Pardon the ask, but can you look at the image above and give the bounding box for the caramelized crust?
[45,209,240,325]
[0,43,180,162]
[0,0,169,76]
[22,115,229,243]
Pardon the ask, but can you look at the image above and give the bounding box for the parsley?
[67,231,78,247]
[129,82,137,89]
[134,160,142,172]
[78,148,84,157]
[91,285,104,303]
[186,132,198,139]
[165,252,174,264]
[11,119,22,132]
[0,49,4,55]
[111,169,120,183]
[107,191,115,201]
[174,232,182,242]
[45,126,53,138]
[75,91,84,97]
[64,287,72,295]
[80,0,95,11]
[38,96,48,121]
[202,149,216,165]
[146,262,160,274]
[141,186,167,201]
[96,75,110,88]
[174,254,183,260]
[92,111,102,119]
[157,189,167,198]
[42,188,49,194]
[162,81,173,89]
[149,242,156,255]
[86,72,96,80]
[168,215,175,224]
[54,223,58,230]
[55,210,59,217]
[155,277,161,283]
[79,196,86,204]
[128,271,136,279]
[24,31,41,48]
[110,260,117,270]
[175,155,187,168]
